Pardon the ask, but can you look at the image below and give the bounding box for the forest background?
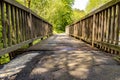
[16,0,111,33]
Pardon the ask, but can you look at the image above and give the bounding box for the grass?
[0,53,10,64]
[33,36,47,45]
[33,39,41,45]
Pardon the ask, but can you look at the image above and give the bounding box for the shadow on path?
[2,34,120,80]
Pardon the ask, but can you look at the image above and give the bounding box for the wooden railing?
[0,0,53,56]
[66,0,120,55]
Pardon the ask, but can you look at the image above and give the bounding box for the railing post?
[115,4,120,45]
[1,1,7,48]
[29,10,33,46]
[92,14,96,47]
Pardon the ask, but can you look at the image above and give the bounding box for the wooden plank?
[107,8,111,43]
[99,12,102,48]
[111,6,115,44]
[76,23,78,37]
[24,12,27,40]
[18,9,22,42]
[27,13,30,40]
[115,4,120,45]
[104,10,107,42]
[29,13,33,39]
[101,11,104,42]
[94,15,96,41]
[96,41,120,52]
[83,20,85,38]
[86,19,88,40]
[92,15,96,47]
[6,4,11,46]
[82,20,85,38]
[36,19,38,36]
[85,20,87,40]
[73,24,75,36]
[23,13,27,40]
[104,10,107,51]
[15,7,19,43]
[17,8,20,42]
[26,13,30,39]
[22,11,26,41]
[29,13,32,39]
[1,2,7,48]
[96,14,99,41]
[98,13,101,41]
[11,6,16,45]
[78,21,80,37]
[88,18,90,40]
[79,21,81,37]
[32,16,35,38]
[89,17,92,41]
[0,2,2,49]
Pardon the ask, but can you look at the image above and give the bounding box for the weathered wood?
[115,4,120,45]
[3,0,51,26]
[29,13,33,39]
[11,6,16,45]
[96,41,120,52]
[79,21,82,37]
[24,12,27,40]
[66,0,120,55]
[98,13,101,41]
[15,7,19,43]
[0,0,53,56]
[6,4,11,46]
[0,2,2,49]
[0,35,47,56]
[92,15,96,47]
[111,6,115,44]
[71,0,120,25]
[101,11,104,42]
[21,10,24,41]
[1,2,7,48]
[18,9,22,42]
[107,8,111,43]
[96,14,99,41]
[103,10,107,42]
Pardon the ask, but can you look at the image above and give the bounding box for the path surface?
[0,34,120,80]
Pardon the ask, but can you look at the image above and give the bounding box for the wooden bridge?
[0,0,120,80]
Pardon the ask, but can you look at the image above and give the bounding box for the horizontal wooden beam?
[95,41,120,52]
[0,35,48,56]
[3,0,30,12]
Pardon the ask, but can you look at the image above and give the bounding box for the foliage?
[16,0,74,33]
[0,54,10,64]
[86,0,111,13]
[72,9,85,22]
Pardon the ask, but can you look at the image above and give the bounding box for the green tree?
[86,0,111,13]
[16,0,74,33]
[72,9,85,22]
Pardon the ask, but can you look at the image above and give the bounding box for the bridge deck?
[0,34,120,80]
